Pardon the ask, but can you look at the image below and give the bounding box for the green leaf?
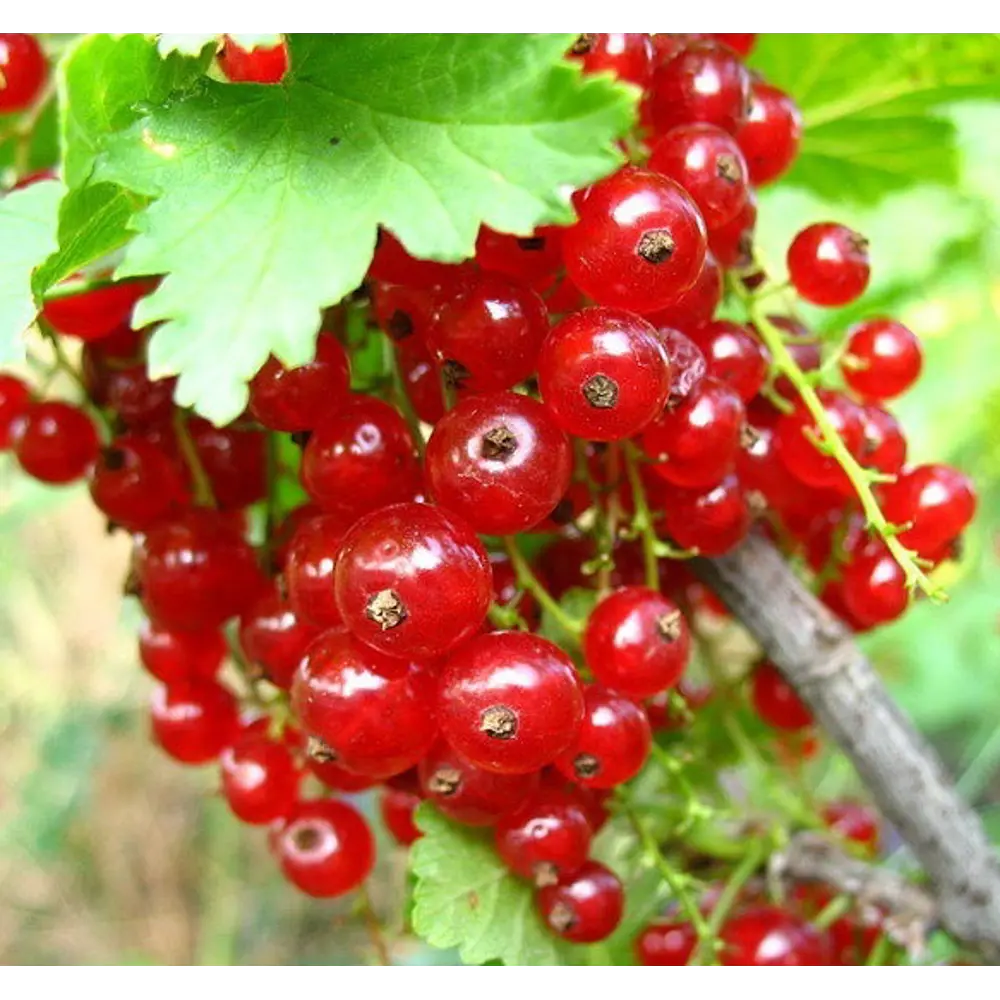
[96,33,634,423]
[156,33,281,58]
[410,803,572,966]
[0,179,64,361]
[540,586,597,651]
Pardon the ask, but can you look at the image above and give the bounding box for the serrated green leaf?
[0,179,64,361]
[95,33,635,423]
[411,803,572,966]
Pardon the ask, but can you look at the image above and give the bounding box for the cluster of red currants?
[0,32,978,961]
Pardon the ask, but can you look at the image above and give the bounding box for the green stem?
[174,410,217,508]
[623,441,660,590]
[597,444,623,594]
[385,338,425,458]
[814,894,853,930]
[502,536,581,636]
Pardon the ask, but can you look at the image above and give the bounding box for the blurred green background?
[2,98,1000,964]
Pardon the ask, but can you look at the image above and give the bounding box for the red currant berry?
[584,586,690,699]
[381,785,423,846]
[563,168,707,314]
[751,661,812,731]
[708,190,756,268]
[136,510,266,631]
[475,226,563,290]
[275,799,374,898]
[720,906,831,965]
[42,279,154,342]
[657,474,752,556]
[822,802,880,856]
[858,403,907,476]
[636,921,697,965]
[776,391,865,494]
[648,125,749,231]
[438,631,585,774]
[90,437,185,532]
[425,392,572,535]
[218,36,289,84]
[335,502,492,659]
[284,513,348,629]
[11,400,99,484]
[536,861,624,944]
[138,619,227,685]
[495,788,592,885]
[646,251,722,332]
[307,757,376,793]
[418,740,540,826]
[0,373,31,449]
[395,337,445,424]
[220,730,299,824]
[103,364,176,430]
[840,542,909,629]
[239,584,320,690]
[688,321,769,403]
[0,34,47,113]
[189,417,267,510]
[555,685,651,789]
[368,230,475,289]
[709,34,757,57]
[249,333,351,431]
[842,319,922,401]
[787,223,870,307]
[737,82,802,185]
[654,327,707,408]
[568,33,655,87]
[150,679,238,765]
[646,40,751,136]
[301,395,417,520]
[538,307,671,441]
[880,463,976,556]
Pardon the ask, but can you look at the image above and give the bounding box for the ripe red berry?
[495,788,592,885]
[776,391,865,494]
[720,905,831,965]
[188,417,267,510]
[308,756,376,793]
[842,319,922,401]
[249,333,351,431]
[555,685,652,789]
[536,861,624,944]
[239,584,320,690]
[418,740,540,826]
[657,474,753,556]
[220,730,300,824]
[136,509,265,631]
[42,280,154,342]
[138,619,227,685]
[822,802,880,856]
[301,395,418,520]
[751,661,812,731]
[0,373,31,449]
[11,400,100,484]
[380,785,423,846]
[736,82,802,185]
[787,223,870,307]
[646,251,722,331]
[425,392,572,535]
[150,679,239,764]
[0,34,47,113]
[368,229,475,289]
[708,190,756,268]
[284,513,348,629]
[438,631,585,774]
[103,364,176,430]
[89,436,185,530]
[475,226,563,289]
[292,628,438,778]
[394,337,445,425]
[709,34,757,57]
[218,36,289,84]
[840,542,909,629]
[880,463,976,556]
[538,307,671,441]
[636,921,697,965]
[584,586,690,699]
[568,33,655,88]
[648,125,750,231]
[335,502,492,659]
[858,403,907,476]
[275,799,375,898]
[654,327,707,408]
[688,321,769,403]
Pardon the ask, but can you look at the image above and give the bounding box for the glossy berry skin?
[42,280,153,342]
[787,223,870,307]
[859,404,907,476]
[569,33,655,87]
[840,543,909,629]
[218,36,289,83]
[475,226,563,289]
[646,40,751,136]
[418,740,540,826]
[395,338,445,425]
[150,679,239,765]
[655,327,706,408]
[275,799,374,898]
[563,168,707,315]
[777,391,865,494]
[709,190,756,268]
[688,321,769,403]
[284,513,348,629]
[138,620,227,685]
[657,475,752,557]
[709,34,757,56]
[842,319,922,401]
[737,82,802,185]
[495,789,592,885]
[0,374,31,449]
[636,921,697,965]
[536,861,624,944]
[751,661,812,731]
[89,436,184,530]
[425,392,572,535]
[220,730,299,824]
[103,364,176,430]
[380,785,423,846]
[249,334,351,431]
[648,125,749,231]
[438,631,585,775]
[584,586,690,699]
[136,510,265,631]
[239,585,320,690]
[720,906,831,965]
[0,34,47,113]
[308,757,376,793]
[647,251,722,331]
[428,274,549,394]
[538,308,671,441]
[880,463,976,556]
[368,229,476,289]
[335,502,492,659]
[12,401,99,484]
[301,395,417,520]
[292,628,438,778]
[642,377,745,488]
[555,686,651,790]
[188,418,267,510]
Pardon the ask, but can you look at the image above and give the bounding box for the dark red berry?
[239,584,320,690]
[688,321,769,403]
[395,337,445,424]
[150,679,239,765]
[842,319,922,401]
[708,190,756,268]
[218,36,289,83]
[646,251,722,331]
[12,401,99,484]
[380,785,424,846]
[475,226,563,289]
[751,661,812,731]
[0,373,31,449]
[537,861,624,944]
[880,463,976,556]
[569,33,655,87]
[0,34,47,113]
[368,230,475,289]
[42,280,154,342]
[737,82,802,185]
[89,435,185,530]
[189,417,267,510]
[654,327,707,408]
[858,404,907,476]
[709,34,757,57]
[636,921,697,965]
[220,730,299,824]
[284,513,348,630]
[776,391,865,494]
[656,474,752,556]
[787,223,870,307]
[720,906,831,965]
[138,619,227,685]
[308,756,376,793]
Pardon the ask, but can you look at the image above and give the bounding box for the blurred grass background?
[2,100,999,964]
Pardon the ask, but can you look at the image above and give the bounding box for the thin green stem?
[502,535,582,636]
[174,410,217,508]
[814,894,853,930]
[385,338,425,458]
[623,441,660,590]
[597,444,623,594]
